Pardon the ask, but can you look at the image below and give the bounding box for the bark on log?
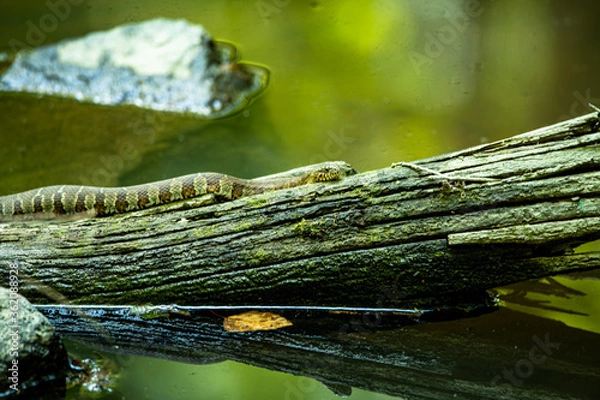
[1,113,599,307]
[37,305,600,400]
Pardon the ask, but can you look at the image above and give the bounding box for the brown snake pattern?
[0,162,355,219]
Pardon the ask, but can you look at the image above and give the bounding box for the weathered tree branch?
[1,113,599,307]
[38,304,600,400]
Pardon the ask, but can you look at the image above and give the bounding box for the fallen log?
[1,112,599,307]
[37,304,600,400]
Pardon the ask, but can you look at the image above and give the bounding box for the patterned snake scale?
[0,162,355,219]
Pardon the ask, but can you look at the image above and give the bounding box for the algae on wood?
[0,113,599,307]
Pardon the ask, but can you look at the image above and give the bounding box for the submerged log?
[0,113,599,307]
[37,304,600,400]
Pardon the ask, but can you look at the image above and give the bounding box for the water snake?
[0,162,355,220]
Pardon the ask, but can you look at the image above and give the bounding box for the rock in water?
[0,18,269,118]
[0,286,69,397]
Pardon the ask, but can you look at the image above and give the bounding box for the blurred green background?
[1,0,599,398]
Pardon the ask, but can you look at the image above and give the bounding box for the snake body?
[0,162,354,219]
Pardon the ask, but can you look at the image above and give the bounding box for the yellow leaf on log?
[223,311,293,332]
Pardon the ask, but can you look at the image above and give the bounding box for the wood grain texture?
[0,114,599,307]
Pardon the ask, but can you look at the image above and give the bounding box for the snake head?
[302,161,357,183]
